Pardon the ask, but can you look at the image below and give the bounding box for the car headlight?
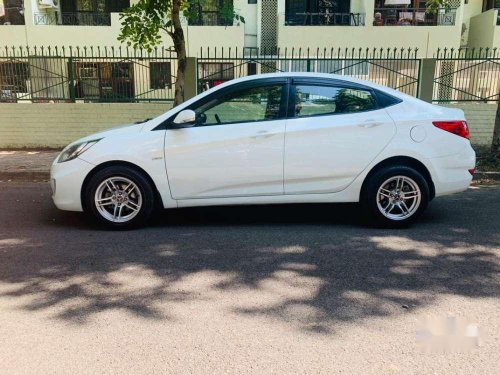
[58,139,101,163]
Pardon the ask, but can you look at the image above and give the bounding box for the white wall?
[467,9,497,48]
[0,103,172,148]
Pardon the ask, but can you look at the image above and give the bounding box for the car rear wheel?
[362,166,430,228]
[83,166,156,229]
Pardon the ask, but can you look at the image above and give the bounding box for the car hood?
[73,122,144,144]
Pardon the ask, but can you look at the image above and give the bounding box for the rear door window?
[293,85,377,118]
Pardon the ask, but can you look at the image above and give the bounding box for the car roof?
[207,72,412,101]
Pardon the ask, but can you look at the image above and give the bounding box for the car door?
[164,79,288,200]
[284,80,396,194]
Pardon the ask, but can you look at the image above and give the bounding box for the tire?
[83,165,156,229]
[361,165,430,228]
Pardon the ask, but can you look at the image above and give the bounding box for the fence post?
[68,56,76,103]
[418,58,436,103]
[184,57,198,100]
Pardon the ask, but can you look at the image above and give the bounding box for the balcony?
[284,12,365,26]
[33,12,112,26]
[373,7,457,26]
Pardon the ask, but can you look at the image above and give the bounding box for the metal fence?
[3,45,500,104]
[197,47,421,97]
[433,48,500,103]
[0,46,177,103]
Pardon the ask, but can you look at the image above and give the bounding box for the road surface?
[0,182,499,374]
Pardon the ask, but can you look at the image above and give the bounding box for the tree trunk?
[492,100,500,155]
[172,0,187,107]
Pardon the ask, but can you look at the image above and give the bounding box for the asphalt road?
[0,182,499,374]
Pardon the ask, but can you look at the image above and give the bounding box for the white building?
[0,1,499,57]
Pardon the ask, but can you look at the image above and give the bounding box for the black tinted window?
[294,85,377,117]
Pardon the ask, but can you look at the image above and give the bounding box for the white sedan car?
[51,73,475,229]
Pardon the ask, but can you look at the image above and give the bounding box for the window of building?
[293,85,377,117]
[193,84,284,126]
[73,61,134,101]
[247,63,257,75]
[483,0,500,11]
[188,0,234,26]
[0,62,29,97]
[0,0,25,25]
[150,62,172,89]
[198,62,234,91]
[59,0,130,26]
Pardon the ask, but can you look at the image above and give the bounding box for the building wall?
[276,22,462,57]
[467,9,497,49]
[0,102,494,148]
[0,103,172,148]
[1,0,246,55]
[2,0,497,55]
[462,0,485,46]
[276,0,463,57]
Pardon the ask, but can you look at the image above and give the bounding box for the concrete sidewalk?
[0,150,59,181]
[1,149,499,182]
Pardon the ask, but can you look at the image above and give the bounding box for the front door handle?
[252,130,274,139]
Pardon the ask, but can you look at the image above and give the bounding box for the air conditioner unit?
[38,0,59,9]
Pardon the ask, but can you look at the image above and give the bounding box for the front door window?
[192,84,284,126]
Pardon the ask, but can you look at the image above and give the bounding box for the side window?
[294,85,377,117]
[193,84,284,126]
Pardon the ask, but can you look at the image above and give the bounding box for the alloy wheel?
[376,175,421,221]
[94,177,143,223]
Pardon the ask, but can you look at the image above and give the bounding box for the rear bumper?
[429,146,475,197]
[50,157,95,212]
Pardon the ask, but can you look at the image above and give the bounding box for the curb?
[0,171,50,182]
[1,171,500,183]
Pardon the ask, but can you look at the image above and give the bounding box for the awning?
[384,0,411,5]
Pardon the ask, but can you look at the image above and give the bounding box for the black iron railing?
[373,8,456,26]
[197,47,420,96]
[0,46,177,103]
[33,12,112,26]
[285,11,365,26]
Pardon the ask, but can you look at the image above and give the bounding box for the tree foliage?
[425,0,451,14]
[118,0,244,51]
[118,1,244,105]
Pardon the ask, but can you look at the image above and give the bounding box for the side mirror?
[171,109,196,129]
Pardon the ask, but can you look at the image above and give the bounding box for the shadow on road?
[0,183,498,332]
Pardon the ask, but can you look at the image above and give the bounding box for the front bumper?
[51,157,95,212]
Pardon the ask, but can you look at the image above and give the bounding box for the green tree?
[118,0,244,106]
[425,0,451,13]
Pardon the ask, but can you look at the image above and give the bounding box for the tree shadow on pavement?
[0,183,498,333]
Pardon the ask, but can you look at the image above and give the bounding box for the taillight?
[432,121,470,139]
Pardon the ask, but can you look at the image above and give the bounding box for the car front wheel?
[362,166,430,228]
[83,166,156,229]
